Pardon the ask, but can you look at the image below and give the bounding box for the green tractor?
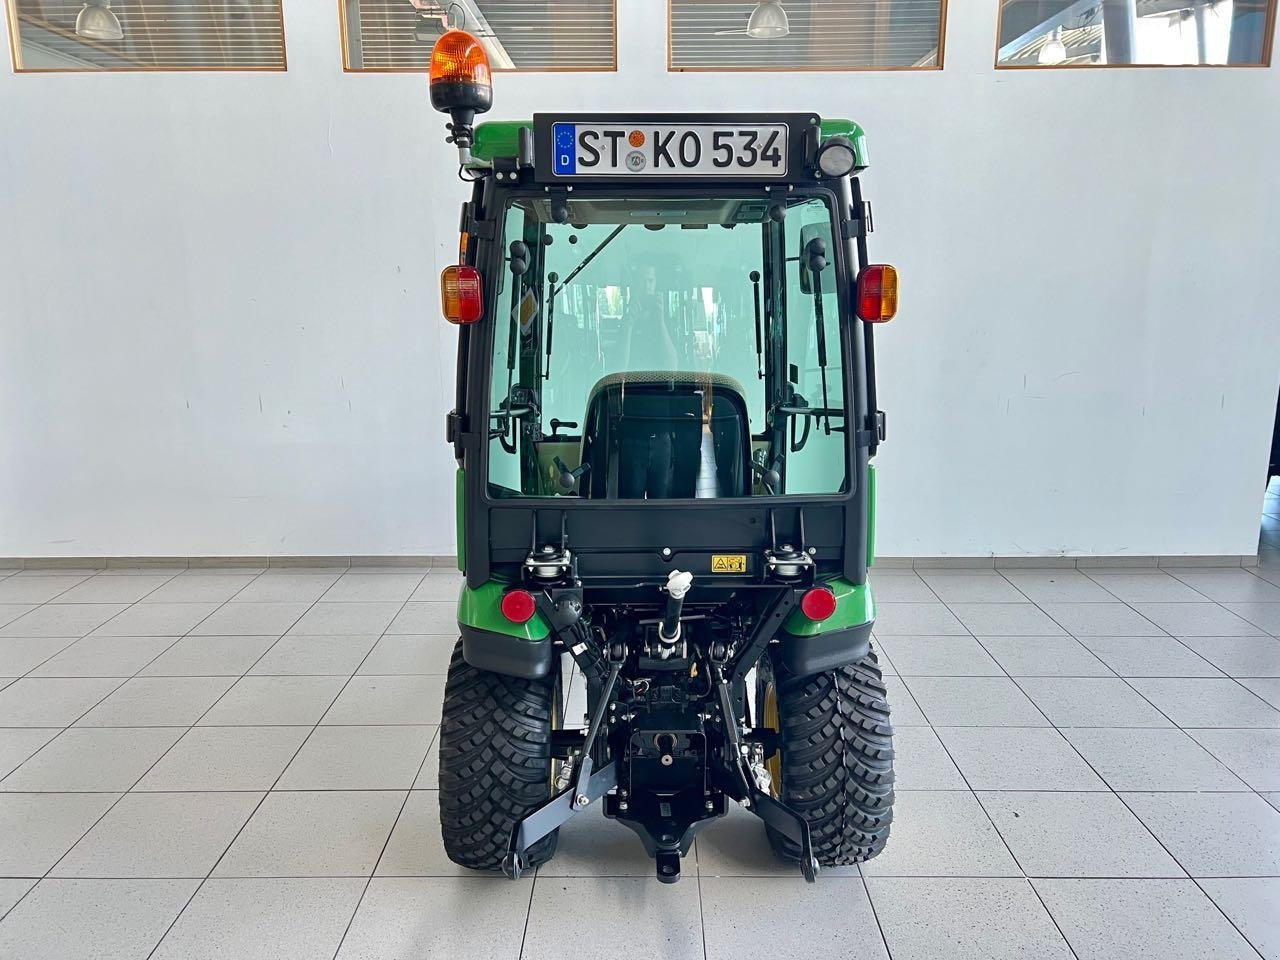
[428,29,899,883]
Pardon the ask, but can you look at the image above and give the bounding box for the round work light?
[815,137,858,178]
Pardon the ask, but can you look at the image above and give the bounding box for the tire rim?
[762,681,782,796]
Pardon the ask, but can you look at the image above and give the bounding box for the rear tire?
[438,639,560,870]
[762,647,895,865]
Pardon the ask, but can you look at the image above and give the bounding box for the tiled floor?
[0,491,1277,958]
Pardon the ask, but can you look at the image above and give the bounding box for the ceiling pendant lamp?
[746,1,790,39]
[75,0,124,41]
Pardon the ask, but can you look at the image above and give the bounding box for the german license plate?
[551,122,788,178]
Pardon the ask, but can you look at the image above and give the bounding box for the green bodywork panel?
[457,579,551,642]
[455,468,466,573]
[471,118,869,170]
[867,463,877,567]
[781,577,875,637]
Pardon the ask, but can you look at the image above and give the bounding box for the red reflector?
[800,587,838,622]
[500,589,537,624]
[441,265,483,324]
[856,264,898,323]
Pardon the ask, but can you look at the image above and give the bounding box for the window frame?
[338,0,619,74]
[5,0,288,73]
[666,0,949,73]
[993,0,1277,69]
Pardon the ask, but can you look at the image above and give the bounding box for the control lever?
[659,570,693,643]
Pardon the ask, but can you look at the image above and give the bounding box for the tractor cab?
[429,29,899,886]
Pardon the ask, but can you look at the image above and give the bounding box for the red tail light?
[500,588,537,624]
[441,265,483,324]
[800,586,838,622]
[856,264,898,323]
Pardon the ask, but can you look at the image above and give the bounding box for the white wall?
[2,3,1278,559]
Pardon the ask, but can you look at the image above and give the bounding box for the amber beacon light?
[429,29,493,163]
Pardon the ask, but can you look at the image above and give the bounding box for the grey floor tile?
[321,675,446,725]
[1037,603,1164,636]
[1199,878,1280,960]
[0,728,61,779]
[288,602,403,637]
[522,877,703,960]
[94,602,223,637]
[918,572,1026,602]
[139,634,279,676]
[1130,602,1264,637]
[0,878,198,960]
[980,791,1185,878]
[1085,571,1209,603]
[873,602,967,636]
[152,877,366,960]
[190,602,311,636]
[375,790,472,877]
[868,572,937,601]
[215,790,405,877]
[892,727,967,790]
[1177,635,1280,677]
[701,876,890,960]
[949,603,1068,636]
[386,602,456,635]
[76,676,236,727]
[136,726,312,791]
[1223,601,1280,635]
[0,574,93,604]
[277,725,432,790]
[1127,677,1280,728]
[866,877,1074,960]
[0,604,129,638]
[53,574,176,604]
[0,877,35,919]
[861,790,1021,877]
[322,572,424,603]
[540,808,668,877]
[1061,727,1248,791]
[904,677,1049,726]
[357,635,454,675]
[937,727,1106,790]
[1,727,184,792]
[1169,569,1280,603]
[874,635,1002,676]
[694,800,857,878]
[1034,878,1259,960]
[412,731,440,788]
[29,635,178,677]
[1003,570,1116,603]
[979,635,1114,677]
[1243,677,1280,708]
[198,676,346,726]
[1185,728,1280,790]
[1076,635,1223,677]
[249,635,379,676]
[407,573,464,602]
[0,677,124,726]
[0,604,37,629]
[232,571,343,603]
[884,675,928,725]
[53,792,262,878]
[144,574,259,604]
[1122,791,1280,876]
[0,792,118,874]
[1017,677,1172,727]
[336,877,531,960]
[0,636,80,675]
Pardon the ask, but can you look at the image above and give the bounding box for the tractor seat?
[579,371,752,500]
